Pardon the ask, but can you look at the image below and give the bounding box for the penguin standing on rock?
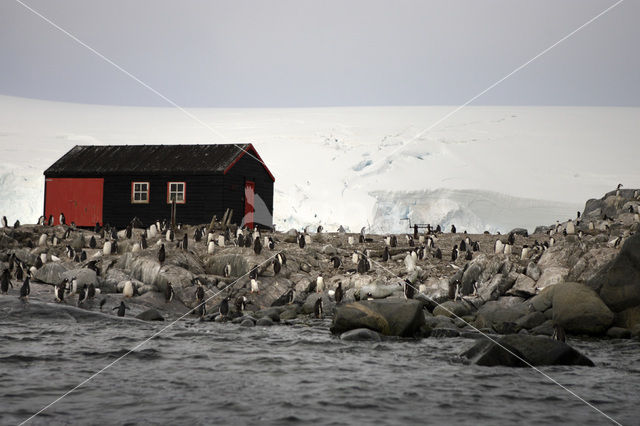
[298,234,306,249]
[195,285,205,305]
[54,279,67,302]
[158,244,166,265]
[59,213,66,225]
[165,282,174,303]
[434,248,442,260]
[330,256,341,269]
[19,274,30,301]
[286,288,295,304]
[451,245,458,262]
[254,237,263,255]
[273,258,281,275]
[113,302,129,317]
[250,278,260,294]
[334,282,344,304]
[465,250,472,260]
[223,264,231,278]
[1,216,7,228]
[382,246,390,262]
[451,224,456,233]
[219,297,230,318]
[316,274,324,293]
[403,279,415,300]
[77,284,88,306]
[1,268,12,294]
[314,297,323,319]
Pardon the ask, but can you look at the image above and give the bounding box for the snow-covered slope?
[0,95,638,233]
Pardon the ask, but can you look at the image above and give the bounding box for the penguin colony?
[2,184,636,323]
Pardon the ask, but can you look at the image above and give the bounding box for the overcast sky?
[1,0,637,107]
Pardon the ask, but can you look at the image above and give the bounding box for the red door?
[244,181,255,229]
[45,178,104,226]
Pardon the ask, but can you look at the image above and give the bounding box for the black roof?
[44,144,265,177]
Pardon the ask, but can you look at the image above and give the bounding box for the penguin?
[182,234,188,251]
[472,241,480,252]
[158,243,166,265]
[52,235,59,246]
[19,275,30,300]
[254,237,263,255]
[616,183,623,196]
[125,224,133,239]
[35,255,43,269]
[59,212,66,225]
[122,281,134,298]
[521,245,529,261]
[358,234,365,244]
[194,285,205,304]
[219,297,230,317]
[277,252,287,266]
[165,282,174,303]
[365,292,374,301]
[285,288,295,304]
[77,284,88,306]
[207,241,215,254]
[508,232,515,245]
[223,264,231,278]
[403,279,415,300]
[549,237,555,247]
[352,251,359,265]
[1,216,7,228]
[414,224,418,238]
[380,246,390,262]
[330,256,341,269]
[504,243,512,255]
[55,279,67,302]
[390,235,397,247]
[316,274,324,293]
[244,235,252,248]
[250,278,260,294]
[167,230,175,242]
[235,296,247,313]
[217,234,225,247]
[103,240,112,256]
[314,297,323,319]
[86,283,98,299]
[465,250,473,260]
[434,248,442,260]
[494,240,504,254]
[65,245,74,259]
[1,268,13,294]
[268,237,275,250]
[263,236,270,250]
[113,301,129,317]
[317,225,323,234]
[38,233,47,247]
[13,220,20,229]
[552,323,566,343]
[249,264,259,280]
[15,263,24,281]
[451,245,458,262]
[410,249,418,263]
[334,282,344,304]
[273,258,281,275]
[194,228,202,243]
[417,246,425,260]
[459,239,466,252]
[348,236,355,245]
[298,234,306,249]
[451,224,456,234]
[357,257,368,274]
[98,298,106,311]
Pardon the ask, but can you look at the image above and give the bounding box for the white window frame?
[167,181,186,204]
[131,181,150,204]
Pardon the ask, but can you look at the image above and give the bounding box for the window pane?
[141,193,147,201]
[177,183,184,191]
[134,193,140,200]
[134,184,140,191]
[177,193,183,201]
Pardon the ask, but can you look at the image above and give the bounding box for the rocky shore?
[1,189,639,367]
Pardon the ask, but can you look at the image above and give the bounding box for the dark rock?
[528,286,555,312]
[530,320,554,336]
[280,307,299,320]
[330,299,425,337]
[240,319,255,327]
[135,308,164,321]
[256,317,274,326]
[509,228,529,237]
[430,327,460,338]
[461,263,482,295]
[552,282,614,335]
[255,307,281,322]
[340,328,382,341]
[461,334,594,367]
[606,327,631,339]
[525,262,541,281]
[587,233,640,312]
[33,262,71,285]
[613,305,640,330]
[474,298,529,334]
[515,311,547,330]
[432,300,473,318]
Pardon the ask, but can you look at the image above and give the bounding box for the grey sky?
[1,0,637,107]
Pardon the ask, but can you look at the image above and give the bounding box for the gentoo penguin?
[15,263,24,280]
[352,251,359,265]
[1,216,7,228]
[13,220,20,229]
[434,248,442,260]
[330,256,341,269]
[244,235,252,248]
[390,235,397,247]
[167,230,175,242]
[38,233,47,247]
[451,245,458,262]
[357,257,368,274]
[103,240,112,256]
[403,279,415,300]
[616,183,623,197]
[249,264,259,280]
[549,237,555,247]
[314,297,323,319]
[182,234,188,251]
[59,212,66,225]
[87,283,98,299]
[507,232,515,245]
[285,288,295,304]
[459,239,466,252]
[35,255,43,269]
[87,235,97,249]
[1,268,13,294]
[472,241,480,252]
[207,241,215,254]
[55,279,67,302]
[19,275,30,300]
[158,244,166,265]
[235,296,248,312]
[99,298,106,311]
[223,264,231,277]
[65,245,74,259]
[254,237,263,255]
[195,285,205,303]
[330,281,343,304]
[165,282,174,303]
[298,234,306,249]
[521,245,529,261]
[52,235,59,246]
[451,224,457,234]
[273,258,281,275]
[250,278,260,294]
[77,284,88,306]
[504,244,512,255]
[448,279,459,299]
[417,246,425,260]
[407,236,415,247]
[268,237,275,250]
[494,240,504,254]
[316,274,324,293]
[194,228,202,243]
[552,323,566,343]
[122,281,134,298]
[405,253,416,272]
[263,236,270,250]
[317,225,323,234]
[219,297,230,317]
[237,232,244,247]
[410,249,418,262]
[347,236,355,245]
[125,224,132,239]
[277,252,287,266]
[465,250,472,260]
[113,301,129,317]
[358,234,365,244]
